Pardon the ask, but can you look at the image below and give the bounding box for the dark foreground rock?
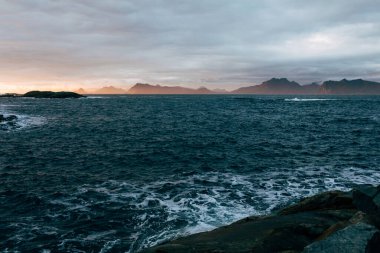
[23,91,84,98]
[141,186,380,253]
[303,223,377,253]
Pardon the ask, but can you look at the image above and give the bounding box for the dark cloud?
[1,0,379,91]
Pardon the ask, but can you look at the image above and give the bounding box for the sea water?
[0,95,379,252]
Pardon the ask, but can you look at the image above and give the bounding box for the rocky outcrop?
[0,114,19,130]
[23,91,84,98]
[303,223,378,253]
[366,231,380,253]
[141,185,380,253]
[0,115,17,122]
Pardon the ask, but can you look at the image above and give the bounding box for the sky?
[1,0,380,92]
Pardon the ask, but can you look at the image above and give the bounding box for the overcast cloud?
[1,0,380,91]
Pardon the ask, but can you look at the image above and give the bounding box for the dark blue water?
[1,95,379,252]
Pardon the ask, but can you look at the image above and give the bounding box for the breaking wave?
[0,106,45,131]
[285,98,337,102]
[35,166,380,252]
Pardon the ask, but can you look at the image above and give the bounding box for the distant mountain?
[212,88,229,93]
[232,78,307,94]
[302,83,321,94]
[320,79,380,95]
[95,86,127,94]
[70,78,380,95]
[75,88,87,94]
[128,83,214,94]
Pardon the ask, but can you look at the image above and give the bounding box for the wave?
[285,98,337,102]
[82,96,115,99]
[0,104,22,107]
[43,166,380,252]
[0,107,45,131]
[127,166,380,251]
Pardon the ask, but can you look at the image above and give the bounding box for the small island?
[23,91,84,98]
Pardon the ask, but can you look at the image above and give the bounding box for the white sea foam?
[0,106,45,131]
[84,230,117,241]
[0,104,22,107]
[100,240,121,253]
[84,96,112,99]
[15,115,45,128]
[285,98,337,102]
[59,166,380,252]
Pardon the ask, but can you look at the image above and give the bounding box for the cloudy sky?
[1,0,380,92]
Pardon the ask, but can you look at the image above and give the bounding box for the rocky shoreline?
[141,185,380,253]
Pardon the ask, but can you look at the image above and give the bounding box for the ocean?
[1,95,379,252]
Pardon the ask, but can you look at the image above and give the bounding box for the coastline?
[141,185,380,253]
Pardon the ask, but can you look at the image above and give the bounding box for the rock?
[142,187,380,253]
[353,185,380,214]
[5,115,17,121]
[0,114,19,131]
[316,211,369,241]
[372,194,380,211]
[0,114,18,123]
[352,185,380,228]
[142,210,357,253]
[279,191,354,215]
[366,231,380,253]
[349,211,369,224]
[302,223,378,253]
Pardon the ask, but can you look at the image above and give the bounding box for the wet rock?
[142,209,357,253]
[353,185,380,214]
[279,191,354,215]
[315,211,369,241]
[5,115,17,121]
[303,223,378,253]
[0,114,20,131]
[141,186,380,253]
[0,114,18,122]
[366,231,380,253]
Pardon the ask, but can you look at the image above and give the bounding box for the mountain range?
[74,78,380,95]
[320,79,380,95]
[232,78,321,94]
[128,83,217,94]
[75,86,127,94]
